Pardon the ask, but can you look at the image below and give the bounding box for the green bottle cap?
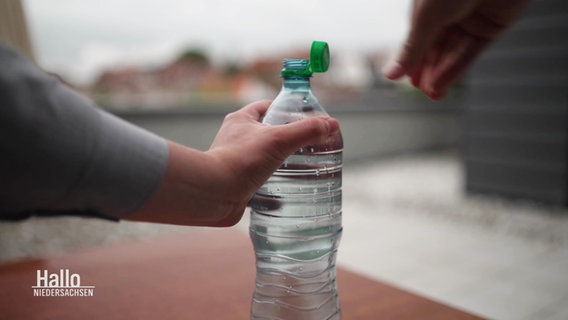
[281,40,330,76]
[310,41,329,73]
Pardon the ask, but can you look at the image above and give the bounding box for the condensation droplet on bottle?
[296,224,300,229]
[302,97,308,104]
[315,169,320,176]
[313,188,317,193]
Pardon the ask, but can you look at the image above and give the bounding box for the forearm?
[0,41,168,219]
[126,141,246,227]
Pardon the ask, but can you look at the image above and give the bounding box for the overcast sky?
[23,0,411,85]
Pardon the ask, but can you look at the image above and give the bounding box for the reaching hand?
[128,100,340,227]
[383,0,528,100]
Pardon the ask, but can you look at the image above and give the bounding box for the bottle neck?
[282,75,312,92]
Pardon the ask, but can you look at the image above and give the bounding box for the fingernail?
[425,86,441,100]
[382,61,404,80]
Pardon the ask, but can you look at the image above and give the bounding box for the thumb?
[271,116,340,157]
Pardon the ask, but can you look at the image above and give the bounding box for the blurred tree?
[176,48,210,66]
[223,61,242,77]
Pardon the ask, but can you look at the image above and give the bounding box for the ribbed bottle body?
[250,68,343,319]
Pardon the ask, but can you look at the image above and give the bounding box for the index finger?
[237,100,273,121]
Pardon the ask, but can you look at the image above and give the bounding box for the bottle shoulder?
[263,90,329,125]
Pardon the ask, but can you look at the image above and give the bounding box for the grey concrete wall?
[121,107,461,163]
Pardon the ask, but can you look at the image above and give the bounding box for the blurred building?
[0,0,34,60]
[463,0,568,205]
[88,49,385,111]
[91,52,240,111]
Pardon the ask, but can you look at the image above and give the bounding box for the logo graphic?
[32,269,95,297]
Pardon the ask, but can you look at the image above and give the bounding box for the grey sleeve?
[0,41,168,220]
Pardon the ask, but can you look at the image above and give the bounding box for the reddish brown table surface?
[0,228,484,319]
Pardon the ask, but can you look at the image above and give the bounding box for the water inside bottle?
[250,140,343,319]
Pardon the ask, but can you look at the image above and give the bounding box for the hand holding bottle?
[383,0,528,100]
[127,100,339,227]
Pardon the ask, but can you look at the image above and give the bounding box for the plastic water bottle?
[249,41,343,320]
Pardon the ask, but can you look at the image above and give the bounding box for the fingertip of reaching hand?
[410,75,421,88]
[424,86,443,100]
[382,60,405,80]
